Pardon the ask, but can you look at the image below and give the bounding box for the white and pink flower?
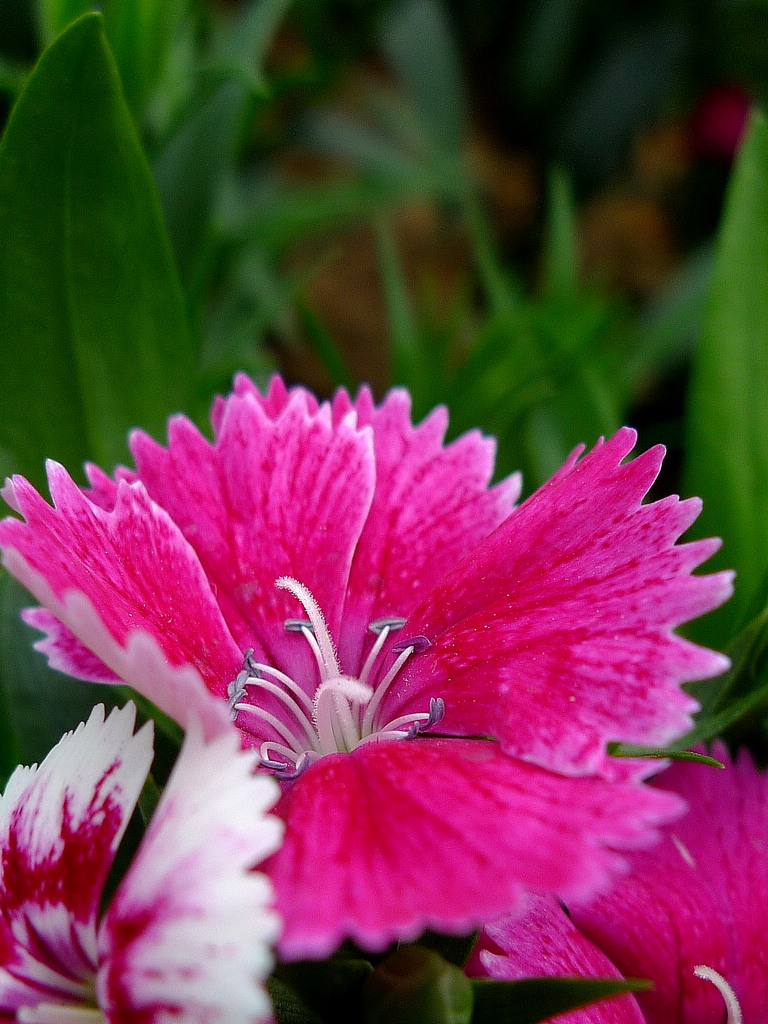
[0,375,733,958]
[0,703,283,1024]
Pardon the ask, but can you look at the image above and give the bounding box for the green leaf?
[37,0,91,44]
[103,0,187,117]
[470,976,650,1024]
[374,219,419,386]
[276,959,373,1024]
[296,302,355,391]
[684,108,768,647]
[363,947,473,1024]
[543,166,577,298]
[607,742,724,768]
[0,13,195,488]
[211,0,296,94]
[379,0,466,156]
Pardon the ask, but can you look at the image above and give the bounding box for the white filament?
[693,965,742,1024]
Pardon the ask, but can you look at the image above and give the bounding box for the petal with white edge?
[0,704,153,1015]
[98,724,284,1024]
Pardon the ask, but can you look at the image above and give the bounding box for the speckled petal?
[571,746,768,1024]
[265,738,682,960]
[389,429,732,777]
[467,895,645,1024]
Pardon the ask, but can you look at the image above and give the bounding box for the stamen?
[360,624,391,687]
[407,696,445,737]
[361,644,416,736]
[369,617,407,634]
[233,703,304,756]
[693,966,742,1024]
[392,634,432,654]
[250,663,315,719]
[277,576,341,679]
[248,678,318,747]
[285,619,314,633]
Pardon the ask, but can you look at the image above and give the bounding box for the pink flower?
[0,376,732,959]
[469,746,768,1024]
[0,703,283,1024]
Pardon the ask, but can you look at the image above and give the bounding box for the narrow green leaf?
[154,76,246,289]
[543,166,577,297]
[296,301,355,391]
[380,0,466,155]
[684,109,768,647]
[103,0,187,117]
[374,219,418,385]
[212,0,296,93]
[471,976,650,1024]
[0,13,195,487]
[607,743,724,768]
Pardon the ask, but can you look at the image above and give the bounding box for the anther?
[285,619,314,633]
[369,617,407,634]
[392,634,431,654]
[407,697,445,738]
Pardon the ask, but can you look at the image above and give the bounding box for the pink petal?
[467,896,645,1024]
[21,608,120,684]
[130,389,376,682]
[98,724,283,1024]
[571,747,768,1024]
[265,738,682,960]
[0,705,153,1014]
[333,387,520,668]
[389,429,733,776]
[0,464,242,700]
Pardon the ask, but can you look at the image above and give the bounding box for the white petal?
[0,704,153,1014]
[97,723,284,1024]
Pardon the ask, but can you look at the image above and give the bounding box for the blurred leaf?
[154,76,247,291]
[211,0,296,93]
[684,108,768,648]
[471,976,650,1024]
[0,13,195,488]
[543,166,577,298]
[269,976,325,1024]
[607,742,724,768]
[375,219,419,386]
[380,0,466,155]
[0,573,117,768]
[276,959,373,1024]
[363,947,473,1024]
[103,0,187,117]
[296,301,355,391]
[37,0,91,44]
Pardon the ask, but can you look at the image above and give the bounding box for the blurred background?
[1,0,763,489]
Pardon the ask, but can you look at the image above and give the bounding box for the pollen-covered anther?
[227,576,441,775]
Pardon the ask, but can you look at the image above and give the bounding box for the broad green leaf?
[471,976,650,1024]
[363,947,473,1024]
[684,109,768,647]
[0,13,195,488]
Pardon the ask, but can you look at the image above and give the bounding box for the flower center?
[228,576,443,777]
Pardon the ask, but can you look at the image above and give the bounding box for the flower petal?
[467,895,645,1024]
[0,704,153,1014]
[571,747,768,1024]
[21,609,119,685]
[98,724,283,1024]
[332,387,520,669]
[391,429,733,776]
[265,738,682,960]
[0,463,243,703]
[130,388,376,681]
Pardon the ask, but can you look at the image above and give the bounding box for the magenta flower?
[0,703,283,1024]
[469,745,768,1024]
[0,376,732,958]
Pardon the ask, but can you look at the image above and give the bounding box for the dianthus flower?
[468,745,768,1024]
[0,375,732,958]
[0,703,283,1024]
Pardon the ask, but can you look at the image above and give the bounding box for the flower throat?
[228,576,443,778]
